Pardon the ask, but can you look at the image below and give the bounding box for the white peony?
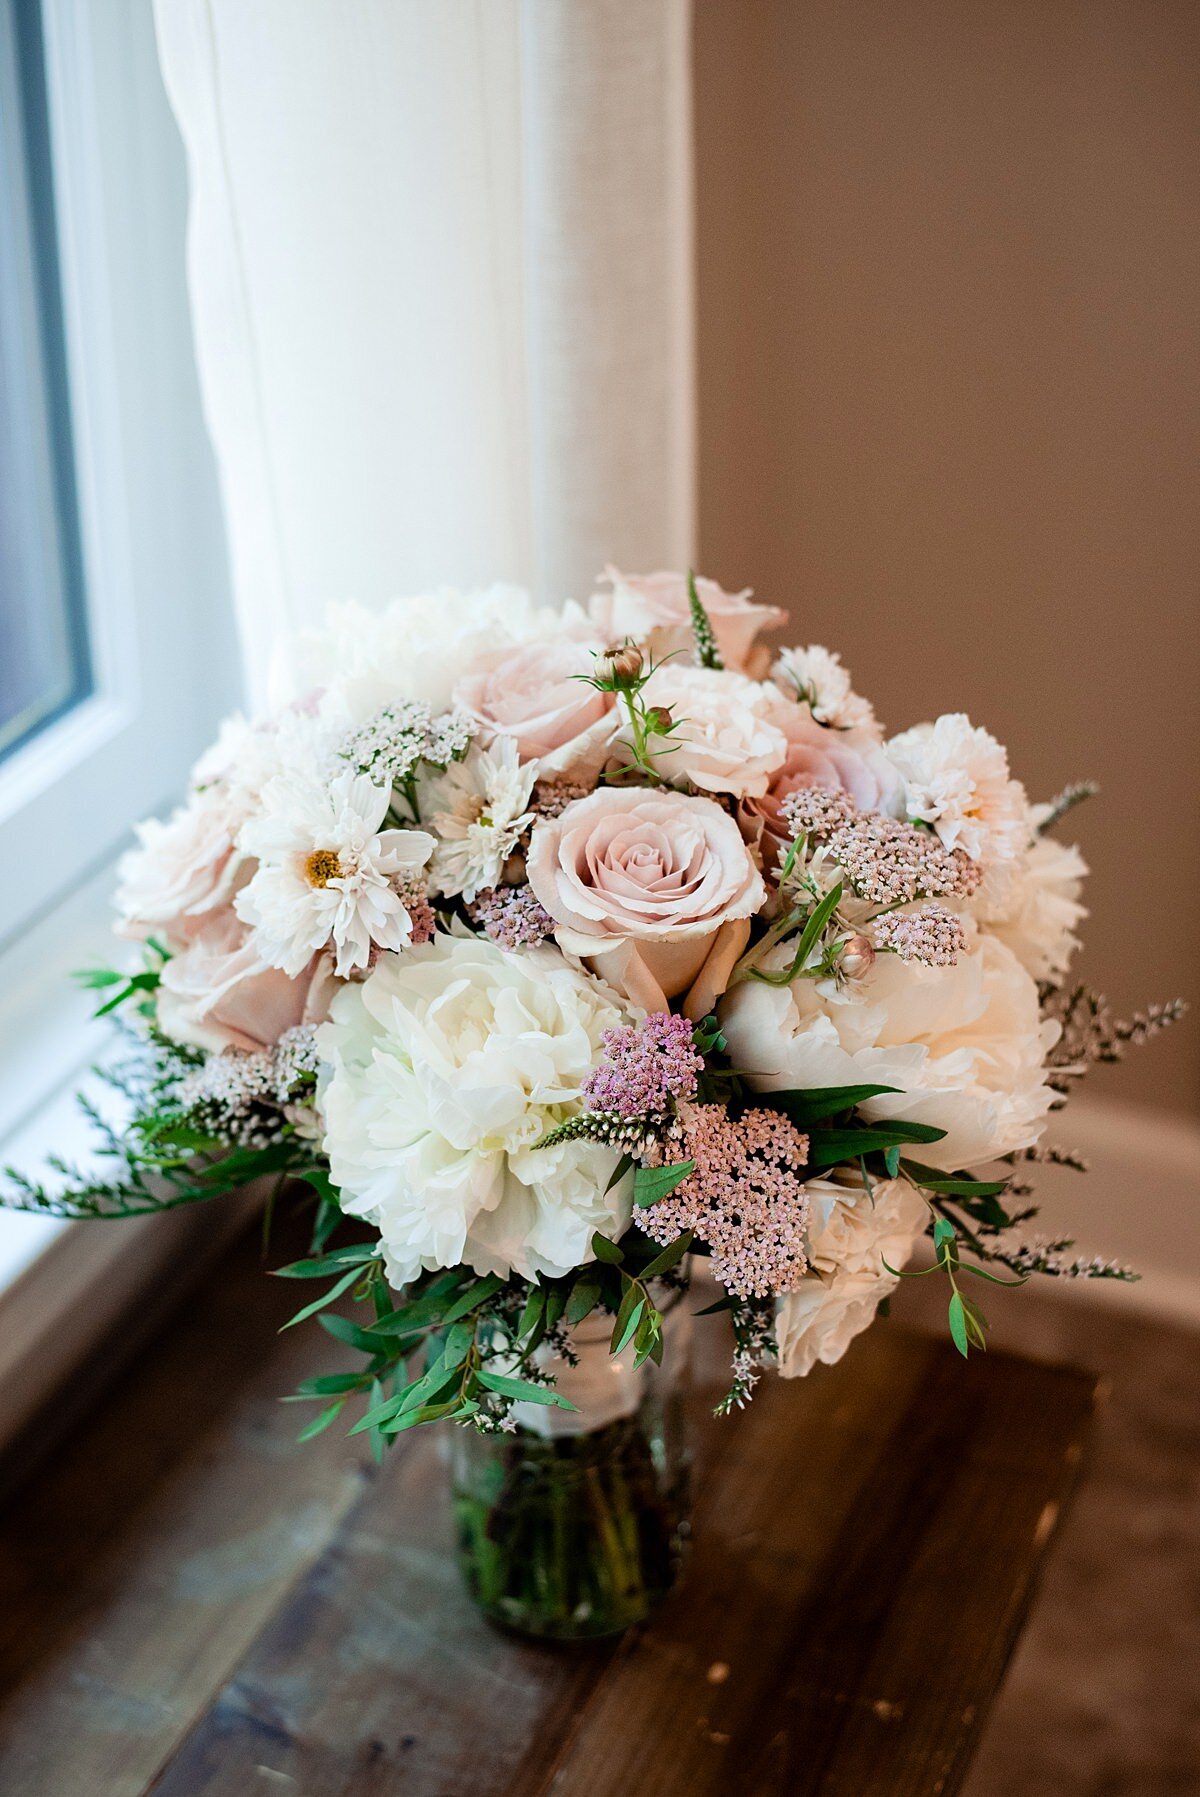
[887,713,1028,906]
[775,1176,928,1377]
[426,737,537,902]
[236,767,434,977]
[771,644,879,737]
[636,664,789,798]
[984,830,1088,982]
[316,935,635,1285]
[274,587,557,724]
[720,929,1056,1171]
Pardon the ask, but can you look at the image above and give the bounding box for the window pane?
[0,0,90,763]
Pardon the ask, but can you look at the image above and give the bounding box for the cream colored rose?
[157,906,334,1054]
[635,664,789,798]
[453,628,615,779]
[525,787,765,1017]
[589,566,786,675]
[775,1176,928,1378]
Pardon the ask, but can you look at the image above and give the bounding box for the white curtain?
[153,0,695,705]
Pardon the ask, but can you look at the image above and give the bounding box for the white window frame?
[0,0,238,955]
[0,0,240,1358]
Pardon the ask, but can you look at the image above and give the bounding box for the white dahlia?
[274,586,569,725]
[236,768,434,977]
[886,713,1028,904]
[775,1175,928,1378]
[771,644,879,738]
[316,936,635,1285]
[719,929,1057,1171]
[426,737,538,902]
[985,830,1088,983]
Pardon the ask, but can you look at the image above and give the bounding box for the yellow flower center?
[304,848,343,888]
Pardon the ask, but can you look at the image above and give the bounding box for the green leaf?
[933,1215,956,1252]
[884,1145,901,1178]
[441,1272,505,1325]
[763,1084,902,1126]
[273,1245,380,1279]
[591,1232,625,1264]
[565,1270,603,1326]
[807,1120,947,1168]
[605,1152,635,1195]
[633,1160,695,1209]
[516,1285,545,1342]
[318,1311,389,1355]
[947,1290,969,1358]
[694,1292,735,1316]
[291,1372,368,1398]
[610,1282,646,1355]
[543,1284,568,1332]
[296,1400,346,1442]
[476,1369,577,1410]
[639,1229,694,1281]
[751,882,844,986]
[279,1262,364,1330]
[899,1159,1010,1198]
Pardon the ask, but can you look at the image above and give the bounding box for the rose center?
[305,848,344,888]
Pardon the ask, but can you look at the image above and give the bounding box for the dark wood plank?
[0,1217,375,1797]
[146,1327,1096,1797]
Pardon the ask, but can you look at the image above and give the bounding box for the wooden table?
[0,1225,1097,1796]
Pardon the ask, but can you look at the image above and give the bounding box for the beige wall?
[694,0,1198,1112]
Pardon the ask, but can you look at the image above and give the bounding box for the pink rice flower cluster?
[468,884,555,950]
[874,902,967,967]
[531,777,592,819]
[396,878,437,945]
[641,1104,811,1299]
[779,783,857,841]
[825,813,982,905]
[582,1012,703,1120]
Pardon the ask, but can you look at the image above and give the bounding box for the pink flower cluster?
[468,885,555,951]
[874,902,967,966]
[641,1104,811,1298]
[582,1012,703,1120]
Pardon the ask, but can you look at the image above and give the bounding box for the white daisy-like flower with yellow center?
[236,768,434,977]
[427,737,537,902]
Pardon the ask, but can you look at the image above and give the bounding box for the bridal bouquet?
[3,568,1180,1633]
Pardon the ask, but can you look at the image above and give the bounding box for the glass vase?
[449,1301,692,1641]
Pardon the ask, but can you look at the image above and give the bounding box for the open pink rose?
[739,702,905,872]
[588,567,786,675]
[525,787,765,1017]
[115,785,246,945]
[453,629,615,778]
[157,906,335,1053]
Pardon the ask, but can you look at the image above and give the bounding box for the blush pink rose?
[739,702,905,871]
[157,906,335,1054]
[453,630,615,778]
[115,786,246,944]
[589,567,786,675]
[525,787,765,1017]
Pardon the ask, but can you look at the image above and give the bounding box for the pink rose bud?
[602,642,644,684]
[840,933,876,978]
